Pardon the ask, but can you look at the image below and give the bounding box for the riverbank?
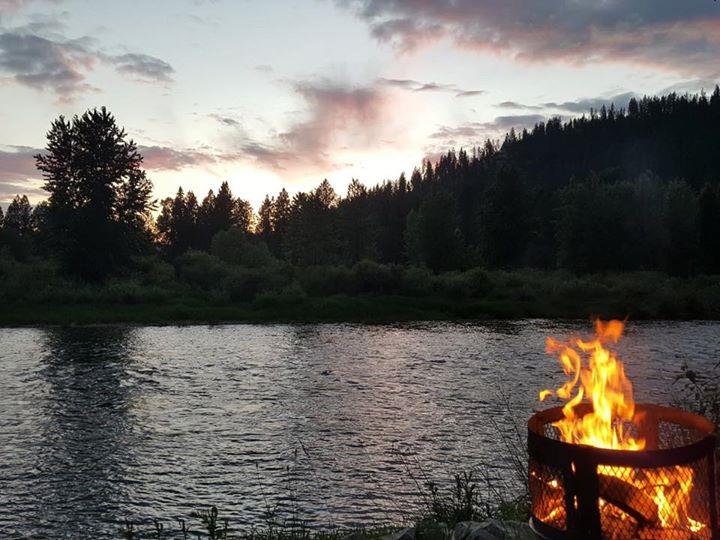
[2,260,719,326]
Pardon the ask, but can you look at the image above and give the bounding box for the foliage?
[211,228,277,268]
[34,107,155,279]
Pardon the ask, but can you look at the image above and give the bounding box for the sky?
[0,0,719,208]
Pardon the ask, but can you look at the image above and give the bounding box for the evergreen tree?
[698,183,720,273]
[35,107,154,279]
[257,195,274,238]
[4,194,32,235]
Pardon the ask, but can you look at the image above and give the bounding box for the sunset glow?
[1,0,719,207]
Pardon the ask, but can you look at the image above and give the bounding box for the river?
[0,320,717,538]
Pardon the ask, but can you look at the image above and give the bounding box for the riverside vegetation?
[3,90,720,324]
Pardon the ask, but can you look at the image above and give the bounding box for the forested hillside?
[2,91,720,323]
[155,89,720,275]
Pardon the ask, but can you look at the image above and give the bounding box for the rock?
[452,520,535,540]
[417,521,450,540]
[381,527,416,540]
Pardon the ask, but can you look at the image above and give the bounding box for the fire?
[540,319,644,450]
[539,320,708,536]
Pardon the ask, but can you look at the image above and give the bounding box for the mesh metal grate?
[528,404,718,540]
[530,458,567,531]
[597,462,712,539]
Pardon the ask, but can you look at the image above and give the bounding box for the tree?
[156,188,199,258]
[663,180,699,276]
[271,188,291,256]
[405,191,464,271]
[35,107,154,279]
[256,195,274,238]
[234,197,254,233]
[4,194,32,235]
[698,183,720,273]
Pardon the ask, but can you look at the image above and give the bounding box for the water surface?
[1,320,717,538]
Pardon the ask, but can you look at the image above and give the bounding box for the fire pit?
[528,320,718,540]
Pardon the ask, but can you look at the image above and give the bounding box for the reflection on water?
[0,320,717,538]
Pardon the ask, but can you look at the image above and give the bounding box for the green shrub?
[399,266,434,296]
[177,250,233,290]
[352,259,396,294]
[211,228,276,268]
[254,283,307,309]
[437,268,493,298]
[297,265,354,296]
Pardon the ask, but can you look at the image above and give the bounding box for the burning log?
[598,471,658,526]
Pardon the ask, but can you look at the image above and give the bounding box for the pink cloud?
[340,0,720,76]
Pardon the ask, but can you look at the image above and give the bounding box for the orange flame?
[539,320,707,535]
[540,319,644,450]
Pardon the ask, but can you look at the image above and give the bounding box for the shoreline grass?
[2,265,720,327]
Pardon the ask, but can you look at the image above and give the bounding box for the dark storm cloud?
[339,0,720,76]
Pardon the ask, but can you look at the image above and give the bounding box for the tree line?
[2,89,720,283]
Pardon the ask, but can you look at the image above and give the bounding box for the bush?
[176,250,233,290]
[131,256,176,286]
[437,268,493,298]
[211,228,276,268]
[399,266,434,296]
[297,265,354,296]
[102,279,170,304]
[352,259,396,294]
[253,283,307,309]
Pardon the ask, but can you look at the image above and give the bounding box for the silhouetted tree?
[405,191,464,271]
[35,107,154,279]
[699,183,720,273]
[4,194,32,235]
[663,180,699,276]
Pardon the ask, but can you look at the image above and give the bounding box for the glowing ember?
[539,320,708,536]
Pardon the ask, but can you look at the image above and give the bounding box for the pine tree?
[4,194,32,235]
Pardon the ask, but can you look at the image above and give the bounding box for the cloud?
[487,114,546,130]
[0,31,97,97]
[0,145,45,201]
[139,145,220,171]
[429,114,546,145]
[0,0,61,12]
[0,145,40,178]
[240,79,391,172]
[208,113,240,127]
[339,0,720,76]
[660,78,720,94]
[543,92,638,113]
[0,24,174,98]
[497,101,543,111]
[378,76,483,97]
[110,53,174,83]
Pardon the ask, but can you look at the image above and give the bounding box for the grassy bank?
[2,269,720,326]
[2,254,720,325]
